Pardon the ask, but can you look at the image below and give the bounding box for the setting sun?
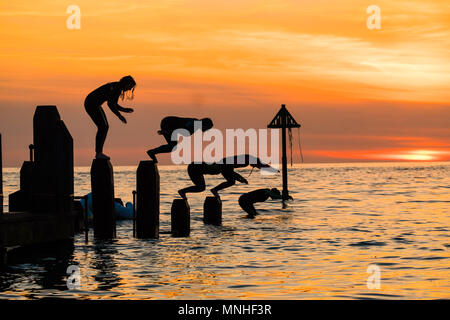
[374,149,448,161]
[0,0,449,303]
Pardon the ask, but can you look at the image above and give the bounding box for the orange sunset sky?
[0,0,449,166]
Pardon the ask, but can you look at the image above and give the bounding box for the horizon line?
[3,159,449,170]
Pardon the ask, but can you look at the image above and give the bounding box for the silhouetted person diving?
[178,154,279,199]
[239,188,288,219]
[146,116,213,162]
[85,75,136,159]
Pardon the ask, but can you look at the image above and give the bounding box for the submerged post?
[203,196,222,226]
[91,158,116,239]
[171,199,190,237]
[136,161,159,239]
[0,134,3,215]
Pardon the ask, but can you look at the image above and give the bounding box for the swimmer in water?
[239,188,288,218]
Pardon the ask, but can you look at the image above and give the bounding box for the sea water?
[0,162,449,299]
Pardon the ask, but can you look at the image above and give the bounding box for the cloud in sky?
[0,0,449,166]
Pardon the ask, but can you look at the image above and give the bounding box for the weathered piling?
[171,199,190,237]
[1,106,77,262]
[0,133,3,215]
[203,196,222,226]
[132,190,136,238]
[32,106,74,213]
[7,106,74,214]
[83,194,89,242]
[9,161,33,212]
[136,161,160,239]
[91,158,116,239]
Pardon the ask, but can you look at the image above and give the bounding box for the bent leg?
[147,133,177,162]
[211,168,236,196]
[149,141,177,155]
[85,104,109,154]
[211,180,235,196]
[178,165,206,198]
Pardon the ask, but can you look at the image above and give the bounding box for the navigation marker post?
[267,104,301,205]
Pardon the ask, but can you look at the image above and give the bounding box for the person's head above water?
[267,188,282,200]
[200,118,213,131]
[119,75,136,100]
[270,188,281,196]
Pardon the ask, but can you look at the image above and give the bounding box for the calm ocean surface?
[1,162,449,299]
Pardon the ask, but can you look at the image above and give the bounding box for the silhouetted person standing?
[85,75,136,159]
[239,188,286,218]
[178,154,279,199]
[146,116,213,163]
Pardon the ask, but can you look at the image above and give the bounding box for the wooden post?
[0,133,3,215]
[267,104,300,203]
[281,105,288,200]
[29,144,34,162]
[132,190,136,238]
[171,199,190,237]
[91,158,116,239]
[84,194,89,243]
[136,161,159,239]
[9,161,34,212]
[32,106,73,214]
[203,196,222,226]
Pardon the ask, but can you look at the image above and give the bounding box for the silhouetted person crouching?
[146,116,213,162]
[85,75,136,159]
[178,155,279,199]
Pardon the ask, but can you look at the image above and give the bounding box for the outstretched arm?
[232,172,248,184]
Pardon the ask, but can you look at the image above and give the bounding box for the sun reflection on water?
[0,162,449,299]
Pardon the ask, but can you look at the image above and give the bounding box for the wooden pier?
[1,106,81,265]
